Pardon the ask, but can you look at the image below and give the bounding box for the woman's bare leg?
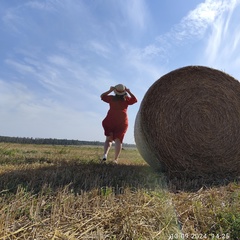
[103,136,113,160]
[114,138,122,163]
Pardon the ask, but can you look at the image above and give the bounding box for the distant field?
[0,143,239,239]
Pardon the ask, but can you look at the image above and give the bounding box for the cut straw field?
[0,143,239,239]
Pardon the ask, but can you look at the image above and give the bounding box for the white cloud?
[25,1,56,11]
[0,79,104,141]
[203,0,240,78]
[88,40,111,58]
[2,7,24,34]
[170,0,237,43]
[125,0,228,71]
[0,80,32,109]
[147,0,240,55]
[126,0,148,29]
[5,59,35,74]
[118,0,149,30]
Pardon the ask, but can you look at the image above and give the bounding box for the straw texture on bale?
[134,66,240,178]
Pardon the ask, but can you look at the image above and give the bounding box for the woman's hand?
[125,87,131,93]
[101,86,115,99]
[125,87,137,101]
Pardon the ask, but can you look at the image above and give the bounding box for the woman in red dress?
[101,84,137,163]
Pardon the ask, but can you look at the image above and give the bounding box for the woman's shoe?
[101,154,107,162]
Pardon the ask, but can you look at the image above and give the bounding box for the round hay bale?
[134,66,240,178]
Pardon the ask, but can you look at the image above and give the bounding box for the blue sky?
[1,0,240,144]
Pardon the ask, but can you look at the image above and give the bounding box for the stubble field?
[0,143,239,239]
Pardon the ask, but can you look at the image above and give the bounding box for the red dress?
[102,95,137,142]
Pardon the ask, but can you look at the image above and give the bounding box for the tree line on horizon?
[0,135,136,148]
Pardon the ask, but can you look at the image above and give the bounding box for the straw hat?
[114,84,126,95]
